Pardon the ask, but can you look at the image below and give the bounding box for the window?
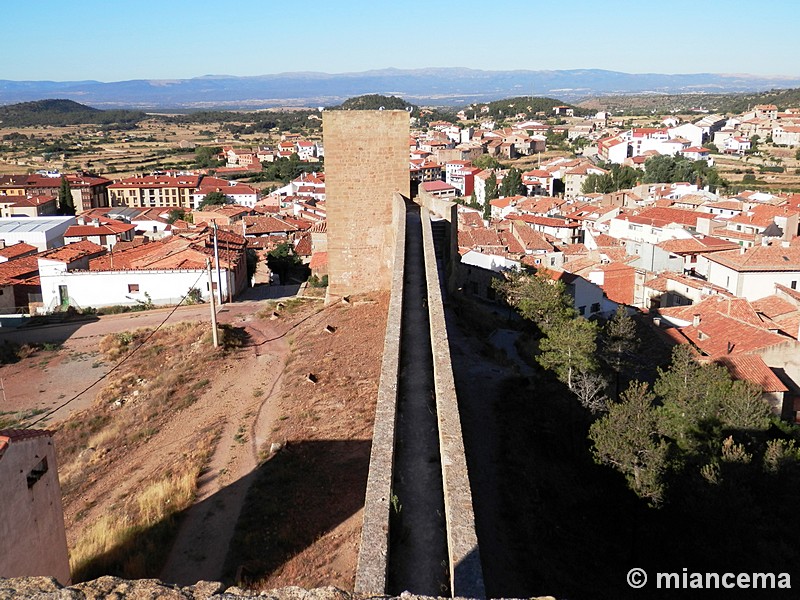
[578,305,586,315]
[591,303,600,313]
[128,283,140,293]
[27,457,48,488]
[792,281,798,290]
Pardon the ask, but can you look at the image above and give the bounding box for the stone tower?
[323,110,410,299]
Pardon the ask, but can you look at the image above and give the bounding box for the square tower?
[323,110,410,298]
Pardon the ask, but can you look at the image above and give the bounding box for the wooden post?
[207,258,219,348]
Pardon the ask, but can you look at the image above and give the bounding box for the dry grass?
[69,433,216,581]
[55,320,228,580]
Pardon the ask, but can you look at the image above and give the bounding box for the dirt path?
[159,309,303,585]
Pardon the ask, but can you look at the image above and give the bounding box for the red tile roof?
[715,355,788,393]
[0,242,38,260]
[706,245,800,272]
[40,240,106,263]
[752,295,798,319]
[108,175,201,189]
[658,235,739,254]
[624,206,702,228]
[65,222,135,238]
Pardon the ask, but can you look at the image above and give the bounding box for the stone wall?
[420,207,485,598]
[418,190,458,294]
[354,193,407,595]
[0,431,70,585]
[0,575,556,599]
[323,110,410,300]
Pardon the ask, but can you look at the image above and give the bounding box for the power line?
[26,269,208,429]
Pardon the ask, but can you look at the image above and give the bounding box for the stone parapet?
[420,207,485,598]
[353,193,407,595]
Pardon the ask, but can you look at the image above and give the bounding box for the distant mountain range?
[2,68,800,109]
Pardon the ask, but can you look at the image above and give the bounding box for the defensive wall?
[420,205,484,598]
[354,192,406,594]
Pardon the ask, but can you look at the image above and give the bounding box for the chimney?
[739,245,747,255]
[92,218,100,228]
[692,314,701,327]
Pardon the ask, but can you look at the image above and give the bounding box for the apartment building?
[108,174,201,209]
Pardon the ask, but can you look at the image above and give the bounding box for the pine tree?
[601,306,640,399]
[589,380,668,505]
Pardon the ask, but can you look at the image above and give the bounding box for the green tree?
[589,380,669,504]
[194,146,223,168]
[58,176,75,215]
[198,191,232,209]
[601,306,640,398]
[610,164,639,190]
[266,242,301,285]
[484,171,498,203]
[581,172,615,194]
[654,345,770,453]
[166,208,187,224]
[482,195,492,220]
[537,317,598,390]
[500,167,524,197]
[492,270,576,329]
[473,154,501,170]
[483,171,498,219]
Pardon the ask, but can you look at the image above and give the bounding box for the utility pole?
[206,258,219,348]
[212,221,223,304]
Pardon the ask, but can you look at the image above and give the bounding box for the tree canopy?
[643,155,725,190]
[581,164,640,194]
[589,345,774,505]
[198,191,232,209]
[500,167,525,197]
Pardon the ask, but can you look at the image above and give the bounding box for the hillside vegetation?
[579,86,800,115]
[0,99,147,127]
[467,96,591,119]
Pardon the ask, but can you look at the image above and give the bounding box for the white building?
[696,245,800,301]
[0,217,76,252]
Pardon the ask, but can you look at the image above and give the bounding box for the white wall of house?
[39,267,231,311]
[697,256,800,301]
[133,218,172,234]
[460,250,520,272]
[568,276,606,317]
[668,123,704,147]
[607,218,694,245]
[0,432,70,584]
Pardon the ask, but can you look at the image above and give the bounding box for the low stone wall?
[0,576,358,599]
[353,193,407,595]
[420,207,486,599]
[418,191,458,294]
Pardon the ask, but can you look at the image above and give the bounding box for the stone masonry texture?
[323,110,410,298]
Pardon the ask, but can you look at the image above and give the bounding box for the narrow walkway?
[387,202,450,596]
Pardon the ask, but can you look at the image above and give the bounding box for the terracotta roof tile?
[715,355,788,393]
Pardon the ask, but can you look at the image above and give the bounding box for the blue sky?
[5,0,799,81]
